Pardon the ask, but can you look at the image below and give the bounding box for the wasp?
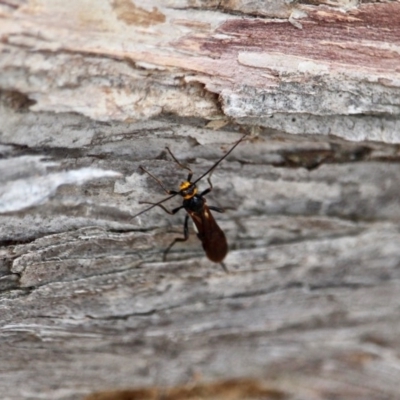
[131,134,247,271]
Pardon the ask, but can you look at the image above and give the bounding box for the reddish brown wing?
[188,205,228,263]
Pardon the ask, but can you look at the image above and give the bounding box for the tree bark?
[1,1,400,399]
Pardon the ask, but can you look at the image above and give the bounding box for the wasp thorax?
[179,181,197,199]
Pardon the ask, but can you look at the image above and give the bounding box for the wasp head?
[179,181,197,199]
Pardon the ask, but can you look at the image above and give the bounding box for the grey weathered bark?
[1,1,400,399]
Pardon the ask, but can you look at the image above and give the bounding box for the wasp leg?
[166,147,193,182]
[138,201,183,215]
[138,201,187,261]
[199,187,211,197]
[163,214,189,262]
[208,205,225,213]
[139,166,179,195]
[199,172,225,212]
[199,170,216,197]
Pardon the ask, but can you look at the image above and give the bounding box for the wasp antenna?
[191,133,248,186]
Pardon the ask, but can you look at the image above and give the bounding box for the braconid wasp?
[131,134,248,271]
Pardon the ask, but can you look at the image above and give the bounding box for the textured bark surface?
[1,1,400,400]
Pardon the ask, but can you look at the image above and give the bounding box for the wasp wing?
[188,205,228,263]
